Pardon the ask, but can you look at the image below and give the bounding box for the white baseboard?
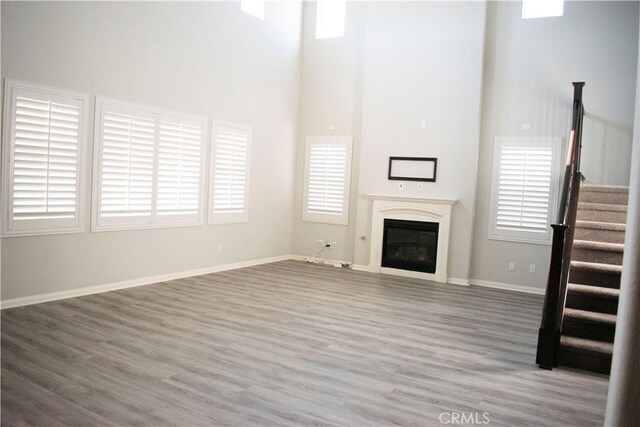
[2,255,546,310]
[1,254,293,310]
[469,279,545,295]
[447,277,471,286]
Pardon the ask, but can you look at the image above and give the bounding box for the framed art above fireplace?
[388,157,437,182]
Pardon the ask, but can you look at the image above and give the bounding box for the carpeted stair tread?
[566,283,619,314]
[573,240,624,252]
[580,186,629,205]
[574,220,627,244]
[575,220,626,231]
[570,260,623,274]
[556,184,627,374]
[560,336,613,355]
[564,308,617,326]
[580,185,629,194]
[578,202,627,212]
[567,283,620,299]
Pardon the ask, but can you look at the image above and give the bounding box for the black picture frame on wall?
[388,157,437,182]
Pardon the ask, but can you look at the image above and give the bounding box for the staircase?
[556,185,628,374]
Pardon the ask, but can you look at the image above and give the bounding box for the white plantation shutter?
[209,123,251,223]
[2,82,88,236]
[98,109,155,223]
[303,136,353,225]
[157,118,203,221]
[93,99,205,230]
[490,138,561,243]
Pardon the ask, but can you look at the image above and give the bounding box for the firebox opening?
[381,219,439,274]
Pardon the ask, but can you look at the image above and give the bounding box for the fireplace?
[381,219,439,274]
[367,195,456,283]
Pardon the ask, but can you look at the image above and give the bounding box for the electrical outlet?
[508,262,515,271]
[329,241,337,249]
[417,183,423,191]
[218,244,223,253]
[317,240,324,247]
[529,264,536,273]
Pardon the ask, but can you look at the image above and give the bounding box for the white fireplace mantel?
[367,194,457,283]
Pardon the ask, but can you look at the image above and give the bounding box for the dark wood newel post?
[536,224,568,369]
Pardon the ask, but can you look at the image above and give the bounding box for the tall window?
[2,81,88,236]
[489,137,562,244]
[241,0,264,20]
[93,99,206,231]
[209,122,251,224]
[522,0,563,19]
[316,0,346,39]
[302,136,353,225]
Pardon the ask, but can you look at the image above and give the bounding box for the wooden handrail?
[536,82,585,370]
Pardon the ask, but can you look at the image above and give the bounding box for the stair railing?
[536,82,585,370]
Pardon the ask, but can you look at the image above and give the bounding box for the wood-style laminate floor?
[1,260,609,426]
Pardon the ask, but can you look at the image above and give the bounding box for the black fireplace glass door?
[381,219,439,274]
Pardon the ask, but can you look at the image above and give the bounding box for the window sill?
[487,234,552,246]
[1,227,85,238]
[91,220,203,233]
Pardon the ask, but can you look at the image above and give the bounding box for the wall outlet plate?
[508,262,515,271]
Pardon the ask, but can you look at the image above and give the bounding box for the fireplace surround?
[368,195,456,283]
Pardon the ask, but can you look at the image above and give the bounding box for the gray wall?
[293,0,638,290]
[352,1,486,282]
[2,1,639,300]
[470,1,639,290]
[292,1,367,262]
[1,2,303,300]
[293,1,487,283]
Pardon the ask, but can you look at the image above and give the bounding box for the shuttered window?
[157,118,203,222]
[98,108,155,222]
[209,123,251,224]
[489,138,561,243]
[2,81,88,236]
[93,99,205,230]
[302,136,353,225]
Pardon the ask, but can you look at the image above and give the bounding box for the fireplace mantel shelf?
[366,194,457,205]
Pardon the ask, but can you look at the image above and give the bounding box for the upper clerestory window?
[316,0,346,39]
[522,0,564,19]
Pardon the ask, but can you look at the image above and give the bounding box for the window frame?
[1,80,90,237]
[488,137,563,245]
[208,120,252,225]
[91,97,208,232]
[302,135,353,226]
